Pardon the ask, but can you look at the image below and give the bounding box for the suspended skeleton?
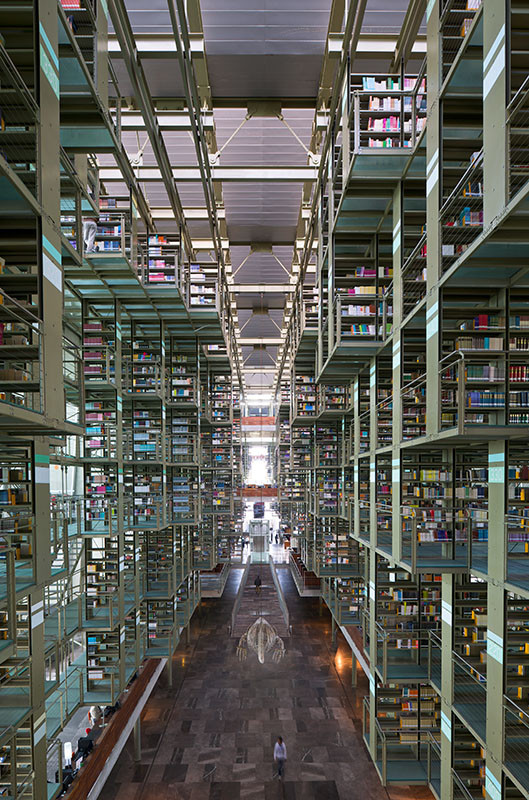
[237,616,286,664]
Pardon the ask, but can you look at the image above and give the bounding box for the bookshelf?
[0,445,34,584]
[293,373,317,420]
[124,465,165,529]
[290,425,313,470]
[351,74,427,151]
[0,257,42,412]
[144,234,179,285]
[333,252,393,346]
[186,262,218,308]
[168,345,198,408]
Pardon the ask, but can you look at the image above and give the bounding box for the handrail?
[451,767,477,800]
[452,648,486,686]
[507,73,529,120]
[269,556,290,633]
[230,554,251,634]
[440,149,484,217]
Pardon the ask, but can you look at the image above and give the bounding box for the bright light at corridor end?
[246,393,273,404]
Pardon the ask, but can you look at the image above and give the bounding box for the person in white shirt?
[83,217,98,253]
[88,704,102,727]
[273,736,287,779]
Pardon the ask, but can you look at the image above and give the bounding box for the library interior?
[0,0,528,798]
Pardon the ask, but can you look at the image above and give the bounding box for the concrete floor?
[97,566,434,800]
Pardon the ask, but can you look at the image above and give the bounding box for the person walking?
[254,574,262,596]
[274,736,287,779]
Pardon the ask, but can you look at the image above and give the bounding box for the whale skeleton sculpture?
[236,616,286,664]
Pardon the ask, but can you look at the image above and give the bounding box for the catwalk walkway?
[231,564,289,639]
[98,566,432,800]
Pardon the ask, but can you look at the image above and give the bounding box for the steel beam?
[108,0,193,256]
[238,338,283,345]
[99,166,319,182]
[229,284,295,293]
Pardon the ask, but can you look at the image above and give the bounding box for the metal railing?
[439,349,507,431]
[350,67,426,155]
[440,0,482,84]
[401,233,427,319]
[401,505,473,572]
[452,649,486,736]
[507,75,529,200]
[428,630,442,691]
[334,289,392,348]
[230,554,251,634]
[440,150,484,274]
[0,39,40,200]
[401,374,427,441]
[427,730,442,798]
[505,513,529,589]
[269,556,290,633]
[0,289,43,413]
[289,551,320,593]
[503,695,529,794]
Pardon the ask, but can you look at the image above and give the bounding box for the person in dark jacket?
[254,574,262,596]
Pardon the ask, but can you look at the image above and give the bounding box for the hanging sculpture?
[237,616,286,664]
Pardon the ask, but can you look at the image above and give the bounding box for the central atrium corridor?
[98,567,429,800]
[2,1,529,799]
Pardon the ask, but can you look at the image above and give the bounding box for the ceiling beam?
[99,166,319,182]
[119,109,214,131]
[229,284,295,293]
[238,338,283,345]
[107,34,426,60]
[389,0,428,73]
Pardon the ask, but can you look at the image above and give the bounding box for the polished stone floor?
[98,566,433,800]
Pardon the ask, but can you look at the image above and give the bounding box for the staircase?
[231,565,289,638]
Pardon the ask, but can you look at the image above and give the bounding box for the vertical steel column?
[482,1,508,226]
[425,0,442,439]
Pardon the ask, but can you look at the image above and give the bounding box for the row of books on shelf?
[367,118,426,134]
[446,208,483,227]
[346,323,393,336]
[367,96,426,112]
[460,391,504,407]
[361,77,425,91]
[366,137,414,148]
[455,336,503,350]
[459,314,503,331]
[343,267,393,278]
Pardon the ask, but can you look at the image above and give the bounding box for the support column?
[425,0,442,439]
[391,183,403,561]
[440,574,454,800]
[482,0,508,225]
[133,718,141,763]
[351,654,357,688]
[484,442,507,800]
